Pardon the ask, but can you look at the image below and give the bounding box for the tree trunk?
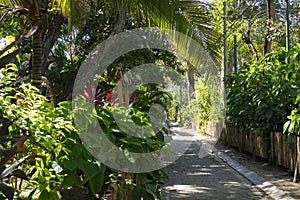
[242,29,259,61]
[42,12,64,74]
[242,21,259,61]
[29,0,44,89]
[187,64,195,101]
[30,0,49,90]
[264,0,276,54]
[32,20,43,89]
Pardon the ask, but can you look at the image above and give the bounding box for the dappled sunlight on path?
[162,129,270,199]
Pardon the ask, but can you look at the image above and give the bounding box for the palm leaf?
[1,0,221,70]
[110,0,221,69]
[52,0,91,30]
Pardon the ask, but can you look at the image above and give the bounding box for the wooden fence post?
[293,136,300,183]
[270,132,274,163]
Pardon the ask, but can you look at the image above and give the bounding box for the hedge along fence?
[217,126,300,176]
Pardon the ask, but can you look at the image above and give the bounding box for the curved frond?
[52,0,91,29]
[155,0,221,68]
[110,0,222,68]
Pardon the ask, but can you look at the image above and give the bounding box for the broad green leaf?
[283,121,290,133]
[58,101,73,111]
[132,186,154,200]
[61,172,82,188]
[89,172,104,194]
[288,121,295,133]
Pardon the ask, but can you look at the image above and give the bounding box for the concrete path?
[162,126,270,200]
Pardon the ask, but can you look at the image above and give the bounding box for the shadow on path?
[162,131,270,199]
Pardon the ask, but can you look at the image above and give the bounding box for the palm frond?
[52,0,91,29]
[0,0,21,7]
[110,0,221,70]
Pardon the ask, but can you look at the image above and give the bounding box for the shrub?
[226,45,300,135]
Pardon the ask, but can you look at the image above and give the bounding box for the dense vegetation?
[226,45,300,135]
[0,0,299,199]
[0,0,203,199]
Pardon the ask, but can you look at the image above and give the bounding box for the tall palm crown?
[110,0,221,65]
[0,0,81,88]
[0,0,220,89]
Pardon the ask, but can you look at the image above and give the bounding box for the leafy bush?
[226,45,300,134]
[74,97,169,199]
[0,64,168,199]
[284,94,300,135]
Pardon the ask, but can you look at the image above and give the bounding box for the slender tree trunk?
[187,64,195,101]
[32,19,43,89]
[242,21,259,61]
[30,0,49,90]
[264,0,276,54]
[29,0,44,89]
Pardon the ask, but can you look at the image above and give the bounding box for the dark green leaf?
[89,172,104,194]
[264,110,273,120]
[132,186,154,200]
[61,172,82,188]
[12,169,29,180]
[0,183,14,200]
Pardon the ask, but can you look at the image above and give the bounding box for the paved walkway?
[162,126,270,200]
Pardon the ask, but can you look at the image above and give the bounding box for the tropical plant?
[226,44,300,134]
[0,0,90,89]
[74,97,169,199]
[1,0,221,91]
[0,134,49,200]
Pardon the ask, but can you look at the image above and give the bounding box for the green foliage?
[0,65,106,199]
[181,77,224,132]
[284,108,300,135]
[284,85,300,135]
[211,0,300,67]
[226,45,300,134]
[132,84,173,112]
[73,95,169,198]
[0,63,169,198]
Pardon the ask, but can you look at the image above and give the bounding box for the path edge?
[210,144,295,200]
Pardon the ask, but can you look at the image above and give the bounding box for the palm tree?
[1,0,220,89]
[110,0,221,65]
[0,0,89,89]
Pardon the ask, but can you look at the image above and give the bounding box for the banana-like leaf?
[0,155,31,181]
